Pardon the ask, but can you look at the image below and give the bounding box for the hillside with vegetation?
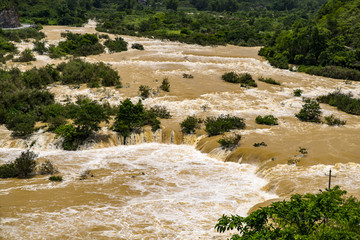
[260,0,360,80]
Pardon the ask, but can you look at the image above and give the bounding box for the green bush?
[221,72,257,87]
[253,142,267,147]
[33,41,47,55]
[160,77,170,92]
[13,49,36,62]
[104,37,128,52]
[131,43,144,50]
[5,111,36,137]
[258,77,280,85]
[183,73,194,79]
[180,116,202,134]
[205,115,246,136]
[113,99,160,137]
[324,114,346,126]
[49,175,63,181]
[317,91,360,115]
[139,85,151,99]
[298,65,360,82]
[255,115,278,125]
[0,162,17,178]
[218,133,241,150]
[14,150,38,178]
[294,89,303,97]
[295,99,322,122]
[215,186,360,239]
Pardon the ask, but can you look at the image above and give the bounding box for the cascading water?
[1,21,360,239]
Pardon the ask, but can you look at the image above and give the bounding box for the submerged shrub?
[221,72,257,87]
[14,49,36,62]
[317,91,360,115]
[258,77,280,85]
[49,175,63,181]
[205,115,246,136]
[139,85,151,99]
[131,43,144,50]
[33,41,47,55]
[148,105,172,119]
[183,73,194,79]
[255,115,278,125]
[253,142,267,147]
[180,116,202,134]
[294,89,303,97]
[295,99,322,122]
[104,37,128,52]
[324,114,346,126]
[218,133,242,150]
[160,77,170,92]
[14,150,38,178]
[0,162,17,178]
[39,160,58,175]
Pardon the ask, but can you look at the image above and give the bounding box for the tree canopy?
[215,186,360,239]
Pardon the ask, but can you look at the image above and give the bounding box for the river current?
[1,21,360,239]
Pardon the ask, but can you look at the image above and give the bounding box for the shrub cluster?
[180,116,202,134]
[49,175,63,181]
[298,65,360,82]
[324,114,346,126]
[139,85,151,99]
[0,150,37,178]
[49,33,104,58]
[131,43,144,50]
[258,77,280,85]
[13,49,36,62]
[317,91,360,115]
[253,142,267,147]
[218,133,241,150]
[205,115,246,136]
[104,37,128,52]
[295,99,322,122]
[148,105,172,119]
[221,72,257,87]
[293,89,303,97]
[160,78,170,92]
[58,59,122,88]
[183,73,194,79]
[255,115,278,125]
[112,99,161,137]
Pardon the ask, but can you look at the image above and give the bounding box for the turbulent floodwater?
[1,21,360,239]
[0,144,276,239]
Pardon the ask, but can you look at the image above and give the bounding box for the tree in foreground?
[295,99,321,122]
[215,186,360,239]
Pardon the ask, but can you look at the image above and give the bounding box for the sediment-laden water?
[1,21,360,239]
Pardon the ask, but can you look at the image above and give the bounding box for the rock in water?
[0,6,20,28]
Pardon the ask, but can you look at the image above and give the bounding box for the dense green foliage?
[148,105,172,119]
[255,115,278,125]
[49,32,104,57]
[112,98,160,138]
[260,0,360,80]
[295,99,322,122]
[180,115,202,134]
[54,98,109,150]
[160,77,170,92]
[0,60,120,139]
[215,186,360,239]
[205,115,246,136]
[222,72,257,87]
[317,91,360,115]
[104,37,128,52]
[293,89,303,97]
[58,59,121,88]
[49,175,63,181]
[0,150,37,178]
[131,43,144,50]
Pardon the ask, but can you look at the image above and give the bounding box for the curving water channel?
[1,21,360,239]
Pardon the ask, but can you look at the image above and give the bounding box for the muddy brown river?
[1,21,360,239]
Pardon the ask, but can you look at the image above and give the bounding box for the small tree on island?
[295,99,321,122]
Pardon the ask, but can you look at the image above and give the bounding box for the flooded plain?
[1,21,360,239]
